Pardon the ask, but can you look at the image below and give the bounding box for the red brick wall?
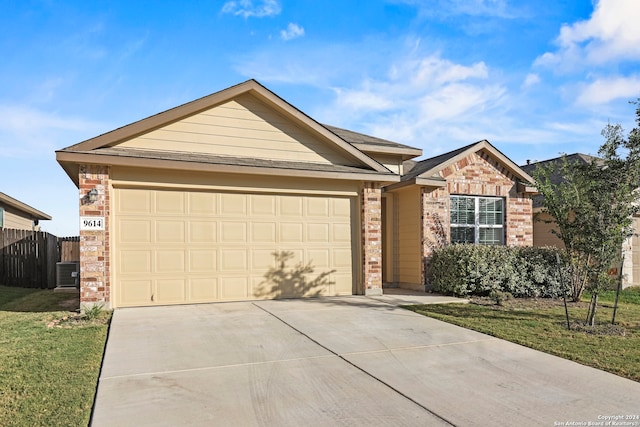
[421,150,533,283]
[362,183,382,295]
[78,164,111,309]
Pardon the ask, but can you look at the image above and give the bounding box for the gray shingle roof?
[323,125,421,152]
[86,147,391,175]
[519,153,602,208]
[401,142,480,181]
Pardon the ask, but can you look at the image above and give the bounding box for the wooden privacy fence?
[0,229,79,289]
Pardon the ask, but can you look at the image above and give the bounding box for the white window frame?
[0,207,4,228]
[450,195,505,245]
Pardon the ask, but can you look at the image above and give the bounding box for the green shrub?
[427,244,569,298]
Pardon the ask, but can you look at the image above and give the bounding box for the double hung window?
[450,196,504,245]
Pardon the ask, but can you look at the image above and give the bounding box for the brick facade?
[362,183,383,295]
[78,164,111,309]
[421,150,533,284]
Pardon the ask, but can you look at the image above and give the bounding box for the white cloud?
[280,23,305,41]
[319,53,509,153]
[390,0,515,18]
[576,75,640,106]
[331,53,492,116]
[221,0,281,18]
[522,73,540,88]
[0,105,103,157]
[535,0,640,69]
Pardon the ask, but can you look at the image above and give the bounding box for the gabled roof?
[520,153,602,209]
[324,125,422,159]
[57,79,398,185]
[520,153,601,180]
[386,140,536,191]
[0,192,52,221]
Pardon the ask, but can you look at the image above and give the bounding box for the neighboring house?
[0,192,52,231]
[56,79,536,309]
[521,154,639,289]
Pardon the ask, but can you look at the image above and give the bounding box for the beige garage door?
[114,187,355,307]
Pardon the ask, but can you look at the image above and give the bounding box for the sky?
[1,0,640,236]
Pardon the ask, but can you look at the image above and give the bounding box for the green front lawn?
[0,286,110,427]
[406,287,640,382]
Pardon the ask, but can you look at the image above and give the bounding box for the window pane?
[451,227,475,244]
[450,197,474,225]
[479,198,503,225]
[479,228,504,245]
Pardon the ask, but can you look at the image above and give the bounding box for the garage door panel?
[156,191,185,214]
[156,279,186,303]
[307,249,330,270]
[189,221,217,243]
[115,188,355,307]
[279,197,303,216]
[189,278,218,301]
[251,194,276,215]
[332,198,351,217]
[251,249,276,270]
[120,279,152,305]
[306,198,329,217]
[189,249,217,272]
[252,276,274,299]
[220,193,247,215]
[120,251,152,273]
[333,273,353,294]
[333,223,352,242]
[251,222,276,242]
[156,220,185,243]
[221,222,247,242]
[220,276,249,300]
[188,192,216,214]
[156,251,185,272]
[120,220,151,243]
[221,249,248,271]
[281,223,303,242]
[308,223,330,242]
[333,248,353,269]
[118,189,152,214]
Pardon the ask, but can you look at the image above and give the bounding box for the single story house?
[56,79,536,309]
[521,154,639,289]
[0,192,52,231]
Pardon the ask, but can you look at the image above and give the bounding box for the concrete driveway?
[92,295,640,426]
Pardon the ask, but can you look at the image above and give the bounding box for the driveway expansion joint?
[252,302,457,426]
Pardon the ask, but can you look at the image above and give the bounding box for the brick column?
[362,183,382,295]
[79,164,111,310]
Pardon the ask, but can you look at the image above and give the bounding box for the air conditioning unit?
[56,262,79,288]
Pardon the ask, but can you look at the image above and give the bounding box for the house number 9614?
[80,216,105,231]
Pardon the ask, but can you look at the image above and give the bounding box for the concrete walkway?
[92,295,640,426]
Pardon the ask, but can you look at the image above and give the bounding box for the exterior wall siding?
[0,206,35,230]
[79,164,111,309]
[532,211,565,248]
[118,94,352,166]
[362,183,382,295]
[396,187,422,287]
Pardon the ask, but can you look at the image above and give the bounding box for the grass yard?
[0,286,110,427]
[406,287,640,382]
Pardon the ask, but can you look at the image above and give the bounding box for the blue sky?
[1,0,639,236]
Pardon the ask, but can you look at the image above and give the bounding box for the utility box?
[56,262,79,288]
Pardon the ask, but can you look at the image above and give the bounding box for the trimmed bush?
[427,244,569,298]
